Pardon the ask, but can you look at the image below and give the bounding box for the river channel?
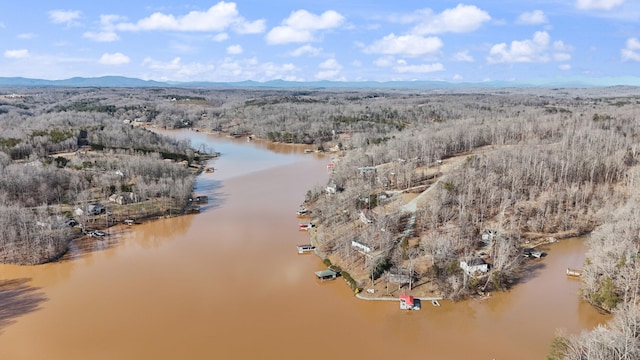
[0,130,609,359]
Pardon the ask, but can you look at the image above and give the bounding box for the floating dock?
[566,268,583,277]
[315,269,338,281]
[297,244,315,254]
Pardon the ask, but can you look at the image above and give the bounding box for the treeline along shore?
[0,86,638,358]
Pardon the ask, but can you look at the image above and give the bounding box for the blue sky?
[1,0,639,83]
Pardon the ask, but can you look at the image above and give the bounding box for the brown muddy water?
[0,130,609,359]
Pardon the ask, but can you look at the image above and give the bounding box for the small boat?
[296,208,310,216]
[299,223,315,231]
[432,299,441,307]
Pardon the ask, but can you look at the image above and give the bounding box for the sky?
[1,0,639,83]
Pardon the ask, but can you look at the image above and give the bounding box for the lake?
[0,130,609,359]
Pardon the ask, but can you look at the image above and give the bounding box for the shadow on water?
[193,178,226,213]
[0,278,47,333]
[60,234,120,262]
[517,261,547,284]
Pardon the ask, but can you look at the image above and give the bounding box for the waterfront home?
[326,179,339,194]
[75,202,106,216]
[460,258,489,276]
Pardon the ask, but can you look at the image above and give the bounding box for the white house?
[359,210,373,224]
[460,258,489,276]
[351,240,373,253]
[75,203,106,216]
[326,179,338,194]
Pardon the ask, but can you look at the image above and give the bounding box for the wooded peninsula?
[0,86,638,358]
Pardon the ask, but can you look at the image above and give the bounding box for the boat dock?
[315,269,338,281]
[356,293,444,307]
[297,244,315,254]
[399,295,421,310]
[566,268,583,277]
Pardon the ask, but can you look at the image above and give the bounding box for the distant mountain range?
[1,75,639,89]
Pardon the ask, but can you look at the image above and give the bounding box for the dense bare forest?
[1,86,639,358]
[0,89,203,264]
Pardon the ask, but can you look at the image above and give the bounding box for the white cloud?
[374,56,395,67]
[364,34,443,57]
[559,64,572,70]
[284,10,344,30]
[142,57,215,80]
[516,10,547,25]
[17,33,37,39]
[319,58,341,69]
[267,26,313,44]
[234,19,266,34]
[621,37,640,61]
[83,31,120,42]
[488,31,554,63]
[116,2,264,33]
[98,52,130,65]
[289,44,322,57]
[410,4,491,35]
[49,10,82,26]
[143,57,184,71]
[452,50,474,62]
[453,74,463,81]
[140,56,300,82]
[4,49,30,59]
[576,0,626,10]
[553,40,573,52]
[212,33,229,42]
[315,58,343,80]
[266,9,345,44]
[553,53,572,61]
[393,62,445,73]
[227,44,243,55]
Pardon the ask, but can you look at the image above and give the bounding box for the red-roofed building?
[399,295,420,310]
